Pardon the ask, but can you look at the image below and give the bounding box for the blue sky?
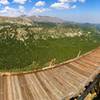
[0,0,100,23]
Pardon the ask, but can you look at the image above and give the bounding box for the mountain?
[27,15,64,23]
[0,15,64,25]
[0,16,32,25]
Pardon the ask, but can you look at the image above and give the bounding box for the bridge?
[0,47,100,100]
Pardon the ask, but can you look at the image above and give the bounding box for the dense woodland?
[0,22,100,71]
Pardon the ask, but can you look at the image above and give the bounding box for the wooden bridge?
[0,47,100,100]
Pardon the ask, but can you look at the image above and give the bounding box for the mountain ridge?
[0,15,64,24]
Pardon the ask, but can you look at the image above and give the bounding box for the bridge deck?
[0,47,100,100]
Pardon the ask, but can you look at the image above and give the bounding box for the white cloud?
[28,7,49,16]
[0,6,17,16]
[32,7,46,13]
[0,0,9,5]
[51,3,64,9]
[51,2,76,9]
[0,6,26,17]
[13,0,27,4]
[35,1,46,6]
[71,5,76,8]
[33,8,46,13]
[59,0,85,3]
[18,6,25,14]
[78,0,85,3]
[59,0,77,3]
[51,0,85,10]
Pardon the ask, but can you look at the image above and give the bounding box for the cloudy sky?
[0,0,100,23]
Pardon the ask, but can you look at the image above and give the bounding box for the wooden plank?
[7,76,13,100]
[83,56,100,66]
[17,75,34,100]
[26,74,51,100]
[0,76,8,100]
[75,60,96,71]
[36,71,64,100]
[3,76,8,100]
[48,67,81,92]
[78,59,97,70]
[35,73,58,100]
[67,63,90,77]
[43,70,71,95]
[69,62,93,76]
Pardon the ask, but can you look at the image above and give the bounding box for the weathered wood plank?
[26,74,51,100]
[18,75,34,100]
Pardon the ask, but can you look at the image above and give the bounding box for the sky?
[0,0,100,23]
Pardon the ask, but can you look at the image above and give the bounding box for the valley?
[0,16,100,71]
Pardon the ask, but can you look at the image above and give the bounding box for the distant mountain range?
[0,15,64,25]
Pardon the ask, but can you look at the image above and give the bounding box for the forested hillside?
[0,21,100,71]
